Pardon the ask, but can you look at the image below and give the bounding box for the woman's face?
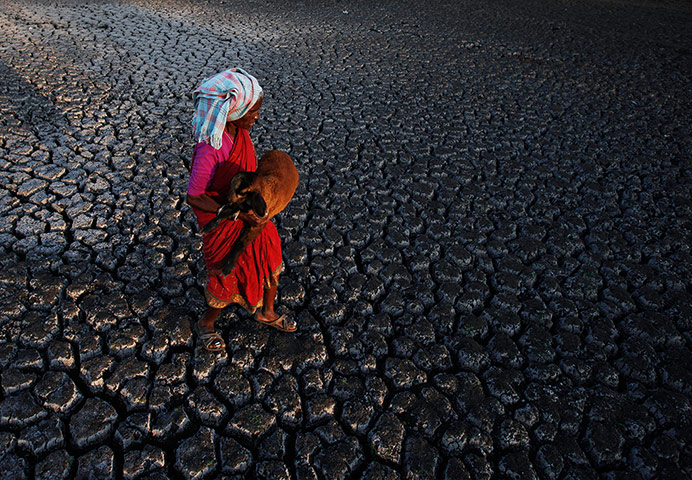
[231,96,263,130]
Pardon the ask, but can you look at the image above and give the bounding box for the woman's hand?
[238,211,269,227]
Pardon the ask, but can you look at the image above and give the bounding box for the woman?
[186,67,296,352]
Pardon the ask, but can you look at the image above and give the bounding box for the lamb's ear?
[229,172,254,202]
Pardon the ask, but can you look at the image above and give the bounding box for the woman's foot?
[195,306,224,351]
[255,310,297,332]
[195,322,225,351]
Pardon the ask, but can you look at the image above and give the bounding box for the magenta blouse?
[187,132,234,196]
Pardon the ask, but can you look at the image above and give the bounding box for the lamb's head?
[244,191,266,218]
[229,171,267,218]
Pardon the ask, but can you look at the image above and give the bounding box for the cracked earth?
[1,0,692,479]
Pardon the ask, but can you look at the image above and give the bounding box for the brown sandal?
[194,323,226,351]
[255,313,297,332]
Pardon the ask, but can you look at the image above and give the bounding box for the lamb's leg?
[221,225,265,275]
[201,216,222,235]
[201,204,240,235]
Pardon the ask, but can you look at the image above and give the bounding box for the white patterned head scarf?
[192,67,263,149]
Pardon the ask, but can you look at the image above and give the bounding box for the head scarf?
[192,67,263,149]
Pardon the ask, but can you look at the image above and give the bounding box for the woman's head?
[230,95,262,130]
[224,69,262,122]
[192,67,263,149]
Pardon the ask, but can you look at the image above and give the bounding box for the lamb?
[201,150,299,275]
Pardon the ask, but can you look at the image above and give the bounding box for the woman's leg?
[255,283,296,332]
[199,306,223,331]
[256,284,279,323]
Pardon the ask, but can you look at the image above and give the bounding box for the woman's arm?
[187,142,220,211]
[186,193,268,227]
[186,193,221,213]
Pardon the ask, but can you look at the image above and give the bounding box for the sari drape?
[191,128,283,313]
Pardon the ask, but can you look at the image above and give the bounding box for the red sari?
[191,128,283,313]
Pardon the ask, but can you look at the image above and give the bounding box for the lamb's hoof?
[221,257,240,276]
